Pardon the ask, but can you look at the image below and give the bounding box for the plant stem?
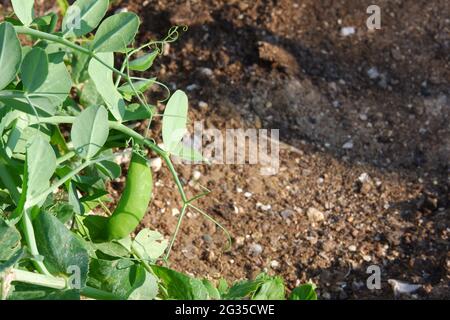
[14,26,128,79]
[11,269,123,300]
[21,211,52,276]
[12,269,66,290]
[56,150,76,165]
[164,204,187,261]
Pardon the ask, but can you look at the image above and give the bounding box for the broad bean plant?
[0,0,316,300]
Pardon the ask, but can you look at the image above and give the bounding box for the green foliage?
[0,22,22,91]
[11,0,35,26]
[0,0,316,301]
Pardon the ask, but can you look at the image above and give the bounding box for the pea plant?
[0,0,316,300]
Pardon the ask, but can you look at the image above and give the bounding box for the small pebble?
[307,207,325,222]
[244,192,253,198]
[249,243,263,256]
[149,157,162,172]
[367,67,380,79]
[348,245,357,252]
[192,170,202,181]
[270,260,280,269]
[198,101,208,109]
[199,67,214,77]
[340,26,356,36]
[280,209,295,219]
[342,140,354,149]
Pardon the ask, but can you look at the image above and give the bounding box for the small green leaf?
[123,103,153,122]
[11,0,35,26]
[253,276,285,300]
[25,136,56,207]
[95,160,121,180]
[79,80,103,107]
[71,105,109,160]
[131,229,168,263]
[87,258,136,299]
[172,143,204,162]
[34,212,90,288]
[0,217,21,261]
[0,22,22,90]
[118,78,156,96]
[162,90,189,153]
[8,284,80,300]
[33,12,58,33]
[20,47,48,92]
[152,266,209,300]
[62,0,109,38]
[128,51,158,71]
[202,279,221,300]
[289,283,317,300]
[92,13,140,53]
[27,53,72,114]
[88,52,126,121]
[128,266,158,300]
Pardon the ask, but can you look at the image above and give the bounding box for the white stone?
[341,27,356,36]
[149,157,162,172]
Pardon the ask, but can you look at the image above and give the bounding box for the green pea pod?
[107,152,153,240]
[83,152,153,242]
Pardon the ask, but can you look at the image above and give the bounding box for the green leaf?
[71,105,109,160]
[131,229,168,263]
[25,136,56,207]
[162,90,189,153]
[118,78,156,96]
[28,53,72,107]
[172,143,204,162]
[0,22,22,91]
[93,242,130,258]
[34,212,90,288]
[87,258,136,299]
[62,0,109,38]
[11,0,35,26]
[20,47,49,92]
[202,279,221,300]
[8,284,79,300]
[253,276,285,300]
[123,103,153,122]
[0,217,21,261]
[95,160,121,180]
[88,52,126,121]
[152,266,209,300]
[0,248,24,273]
[33,12,58,33]
[45,202,74,225]
[224,275,267,300]
[92,12,140,53]
[289,283,317,300]
[71,42,91,83]
[217,279,229,296]
[128,266,158,300]
[128,51,158,71]
[79,80,103,107]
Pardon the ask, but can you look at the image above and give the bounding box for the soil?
[2,0,449,299]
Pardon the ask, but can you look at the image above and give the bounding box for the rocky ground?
[1,0,449,299]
